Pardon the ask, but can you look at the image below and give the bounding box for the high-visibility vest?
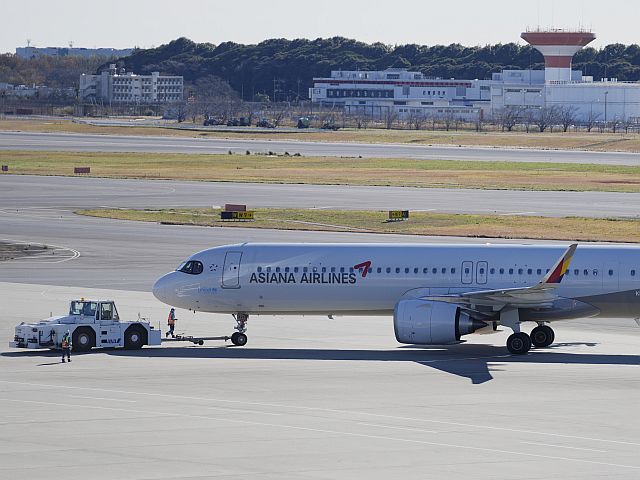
[167,312,176,326]
[61,337,70,348]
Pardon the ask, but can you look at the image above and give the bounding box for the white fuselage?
[153,243,640,321]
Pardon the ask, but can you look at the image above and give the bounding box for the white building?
[80,65,183,104]
[311,68,640,124]
[310,69,490,121]
[17,46,133,60]
[310,30,640,124]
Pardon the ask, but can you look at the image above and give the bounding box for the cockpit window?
[177,260,203,275]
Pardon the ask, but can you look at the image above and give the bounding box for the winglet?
[541,244,578,284]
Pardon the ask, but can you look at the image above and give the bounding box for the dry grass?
[78,208,640,243]
[1,118,639,152]
[2,150,640,192]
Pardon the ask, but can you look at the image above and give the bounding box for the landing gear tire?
[230,332,247,346]
[506,332,531,355]
[531,325,555,348]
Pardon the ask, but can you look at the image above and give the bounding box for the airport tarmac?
[2,282,640,480]
[1,130,640,165]
[2,172,640,478]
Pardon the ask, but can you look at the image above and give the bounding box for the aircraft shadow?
[105,342,640,384]
[6,343,638,384]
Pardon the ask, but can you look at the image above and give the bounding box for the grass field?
[2,150,640,192]
[77,207,640,243]
[1,118,639,152]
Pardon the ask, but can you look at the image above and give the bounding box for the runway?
[1,130,640,165]
[2,175,639,220]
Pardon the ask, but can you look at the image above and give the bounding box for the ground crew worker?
[166,308,177,338]
[61,330,72,363]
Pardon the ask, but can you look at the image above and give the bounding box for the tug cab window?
[177,260,203,275]
[70,301,97,317]
[100,302,119,321]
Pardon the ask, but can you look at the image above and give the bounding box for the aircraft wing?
[423,243,577,308]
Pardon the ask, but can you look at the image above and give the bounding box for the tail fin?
[541,244,578,285]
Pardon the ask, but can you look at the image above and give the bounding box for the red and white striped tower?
[521,30,596,83]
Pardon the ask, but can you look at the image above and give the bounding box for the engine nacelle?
[394,299,486,345]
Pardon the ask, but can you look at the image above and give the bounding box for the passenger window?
[340,267,345,273]
[285,267,290,273]
[537,269,542,275]
[574,269,579,275]
[386,267,391,273]
[349,268,354,273]
[313,267,318,272]
[266,267,272,272]
[413,268,419,274]
[303,267,308,273]
[631,270,636,277]
[527,268,532,275]
[377,267,382,273]
[441,267,446,274]
[609,269,614,276]
[490,268,495,274]
[405,268,410,274]
[593,269,598,276]
[584,269,589,276]
[276,267,281,273]
[331,267,336,273]
[322,267,326,273]
[479,268,485,274]
[395,267,400,274]
[509,268,514,275]
[518,268,523,275]
[451,268,456,274]
[464,268,470,274]
[257,266,262,272]
[499,268,504,274]
[294,267,299,273]
[432,268,437,274]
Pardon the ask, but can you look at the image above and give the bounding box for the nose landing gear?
[230,313,248,346]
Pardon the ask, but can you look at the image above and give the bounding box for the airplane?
[152,242,640,354]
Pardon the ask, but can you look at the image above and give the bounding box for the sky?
[1,0,638,54]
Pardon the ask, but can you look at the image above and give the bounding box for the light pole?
[604,90,609,123]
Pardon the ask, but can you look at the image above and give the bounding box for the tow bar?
[161,334,231,346]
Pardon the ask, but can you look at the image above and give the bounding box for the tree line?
[109,37,640,101]
[1,37,639,105]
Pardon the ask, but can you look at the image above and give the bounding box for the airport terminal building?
[310,30,640,124]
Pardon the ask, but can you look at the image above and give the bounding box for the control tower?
[521,30,596,83]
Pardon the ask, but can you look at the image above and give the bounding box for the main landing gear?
[230,313,248,346]
[506,324,556,355]
[501,309,555,354]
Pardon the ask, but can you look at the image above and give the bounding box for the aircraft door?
[461,261,474,284]
[222,251,243,289]
[476,261,488,284]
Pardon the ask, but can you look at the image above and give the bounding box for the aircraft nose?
[152,273,174,304]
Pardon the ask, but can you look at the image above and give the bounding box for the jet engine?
[394,299,487,345]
